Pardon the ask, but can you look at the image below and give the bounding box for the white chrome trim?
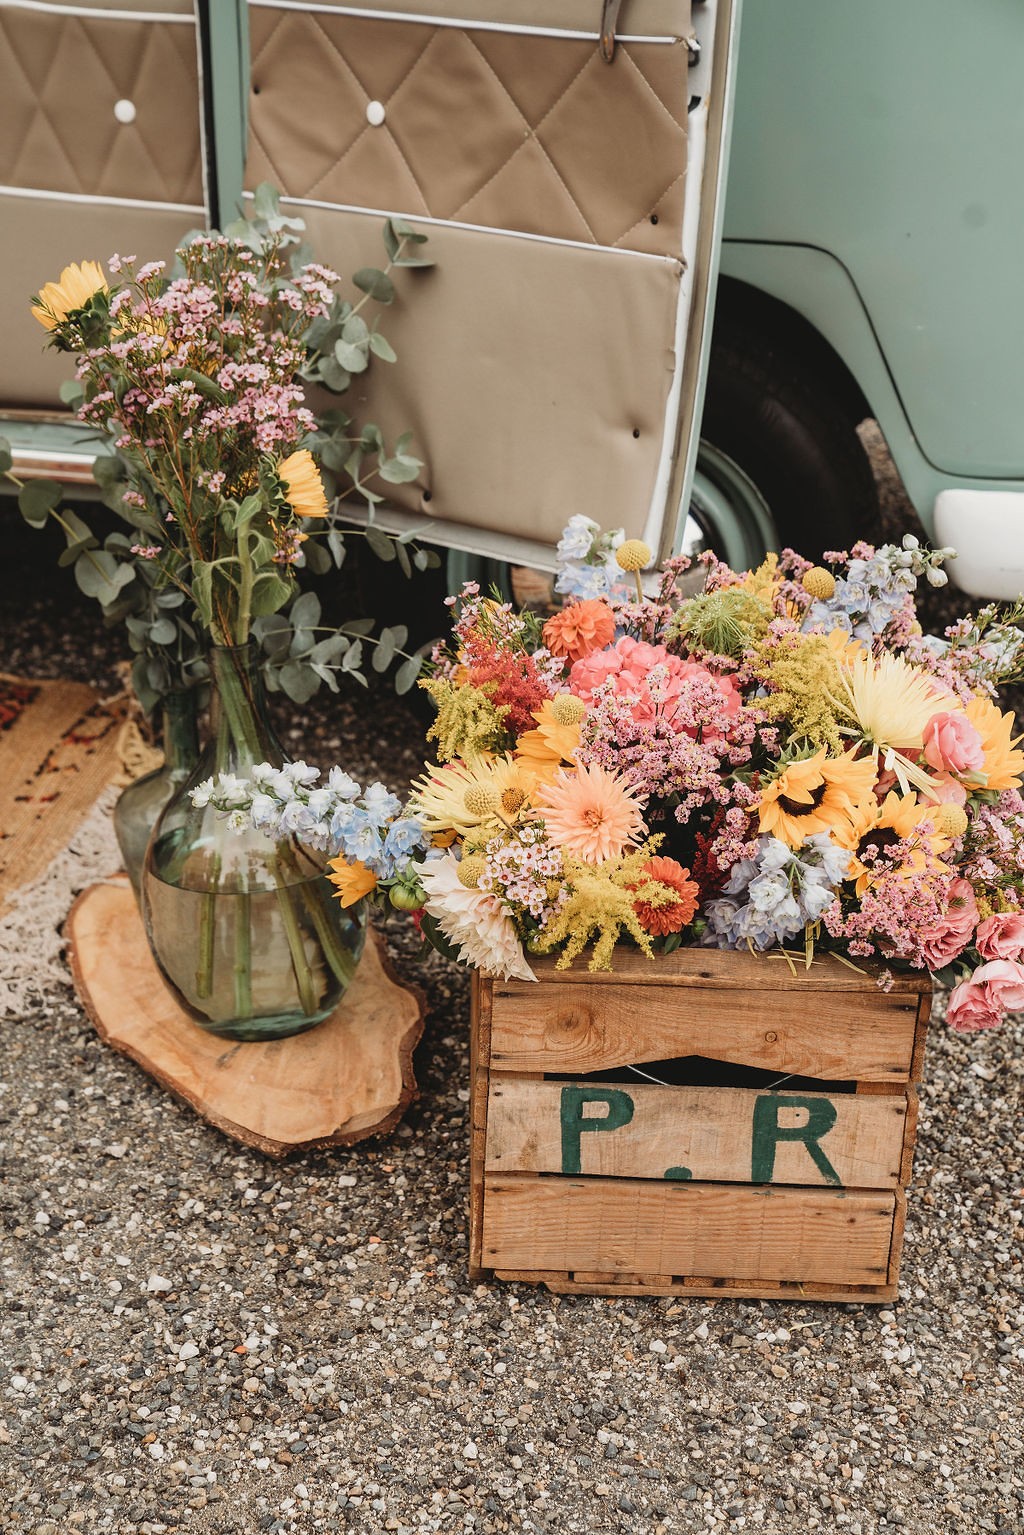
[246,0,678,43]
[0,1,193,21]
[257,193,672,265]
[8,447,100,485]
[0,184,205,214]
[340,505,563,574]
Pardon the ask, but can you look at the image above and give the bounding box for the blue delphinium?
[554,513,631,602]
[804,535,954,642]
[703,834,852,952]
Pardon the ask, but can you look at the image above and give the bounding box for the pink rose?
[922,711,985,776]
[920,879,979,969]
[946,958,1024,1032]
[975,911,1024,961]
[929,775,968,807]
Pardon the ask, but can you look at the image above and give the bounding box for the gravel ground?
[1,437,1022,1535]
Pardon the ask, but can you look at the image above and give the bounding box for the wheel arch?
[710,276,873,431]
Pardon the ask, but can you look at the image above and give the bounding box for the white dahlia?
[414,854,536,983]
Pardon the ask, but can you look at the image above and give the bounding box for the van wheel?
[697,325,880,560]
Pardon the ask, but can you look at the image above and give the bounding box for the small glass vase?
[114,688,201,899]
[141,644,365,1041]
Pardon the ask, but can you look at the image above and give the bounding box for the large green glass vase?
[141,644,364,1041]
[114,688,201,900]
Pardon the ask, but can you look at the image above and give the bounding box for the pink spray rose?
[975,911,1024,962]
[922,711,985,776]
[919,878,979,969]
[946,958,1024,1032]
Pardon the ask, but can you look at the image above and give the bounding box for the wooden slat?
[522,1275,898,1303]
[485,1079,908,1189]
[487,981,919,1080]
[468,971,492,1280]
[504,949,928,992]
[482,1175,896,1287]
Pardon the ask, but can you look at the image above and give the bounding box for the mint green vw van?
[2,0,1022,598]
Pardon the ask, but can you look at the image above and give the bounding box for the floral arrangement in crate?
[201,518,1024,1032]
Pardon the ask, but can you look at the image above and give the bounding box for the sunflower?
[31,261,108,331]
[964,695,1024,792]
[843,791,952,894]
[409,755,535,837]
[757,748,878,848]
[276,448,329,519]
[536,763,646,865]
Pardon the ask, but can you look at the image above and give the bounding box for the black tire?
[701,314,880,558]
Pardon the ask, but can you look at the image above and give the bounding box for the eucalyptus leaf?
[341,640,364,672]
[341,619,375,637]
[156,588,187,608]
[334,340,368,374]
[379,455,421,486]
[59,378,85,408]
[92,453,121,489]
[326,529,347,568]
[289,590,321,630]
[395,540,412,578]
[75,550,134,600]
[253,613,292,660]
[394,654,424,695]
[279,660,320,704]
[372,629,396,672]
[18,478,61,527]
[301,539,331,575]
[341,313,369,344]
[311,662,340,692]
[149,616,177,645]
[191,560,216,626]
[353,267,394,303]
[367,331,397,363]
[311,634,349,664]
[364,525,396,562]
[320,355,352,392]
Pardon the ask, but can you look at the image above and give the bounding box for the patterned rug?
[0,672,127,915]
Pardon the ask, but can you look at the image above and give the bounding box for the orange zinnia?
[542,599,615,664]
[631,855,699,936]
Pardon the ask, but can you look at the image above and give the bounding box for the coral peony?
[946,958,1024,1032]
[631,856,699,936]
[919,878,978,969]
[922,711,985,776]
[542,599,615,664]
[975,911,1024,962]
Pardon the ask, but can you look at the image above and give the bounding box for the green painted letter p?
[560,1086,634,1174]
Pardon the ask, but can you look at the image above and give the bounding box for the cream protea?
[415,854,536,981]
[536,763,646,864]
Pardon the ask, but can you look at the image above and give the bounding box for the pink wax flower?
[975,911,1024,962]
[946,958,1024,1032]
[922,711,985,776]
[569,636,740,739]
[919,878,978,969]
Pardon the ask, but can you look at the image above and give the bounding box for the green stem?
[236,522,254,645]
[275,882,318,1015]
[234,890,253,1018]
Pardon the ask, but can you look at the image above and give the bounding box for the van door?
[241,0,740,567]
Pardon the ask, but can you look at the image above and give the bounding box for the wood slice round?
[67,877,425,1158]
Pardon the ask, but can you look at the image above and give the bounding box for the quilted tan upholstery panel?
[0,6,203,203]
[298,209,682,546]
[246,9,689,255]
[0,197,198,409]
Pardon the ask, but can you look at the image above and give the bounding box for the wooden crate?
[469,948,931,1303]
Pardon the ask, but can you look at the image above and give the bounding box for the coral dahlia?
[536,763,646,864]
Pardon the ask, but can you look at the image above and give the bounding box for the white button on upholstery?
[366,100,386,127]
[114,99,137,125]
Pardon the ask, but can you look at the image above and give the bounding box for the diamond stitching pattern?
[0,9,202,203]
[245,11,688,255]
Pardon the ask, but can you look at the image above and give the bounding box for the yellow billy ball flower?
[31,260,108,330]
[551,693,586,727]
[802,566,836,600]
[932,802,969,839]
[615,539,652,573]
[500,787,527,817]
[277,448,330,519]
[457,855,487,889]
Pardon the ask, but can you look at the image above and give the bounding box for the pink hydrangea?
[569,636,740,740]
[975,911,1024,961]
[946,958,1024,1032]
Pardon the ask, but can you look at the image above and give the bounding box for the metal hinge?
[600,0,622,61]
